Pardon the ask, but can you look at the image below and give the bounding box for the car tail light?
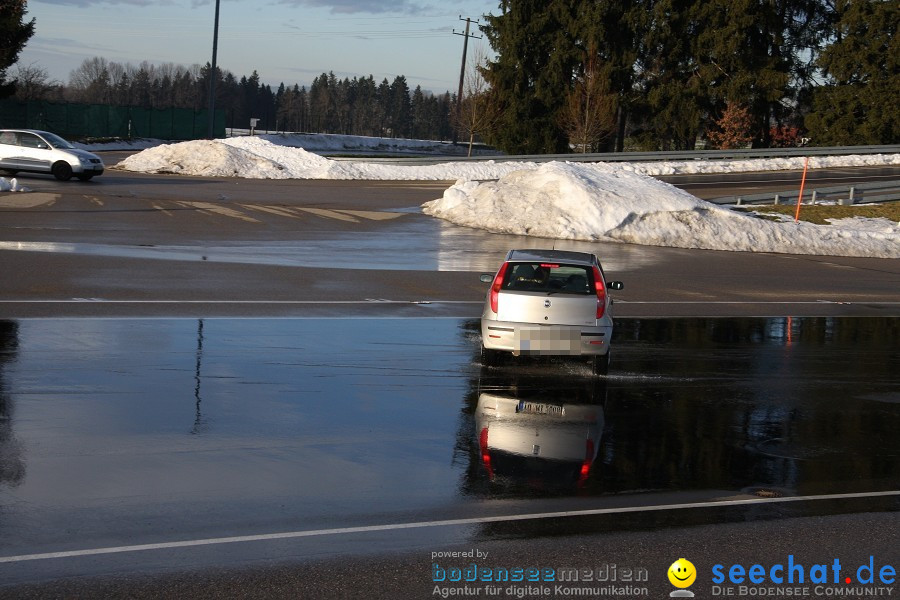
[578,439,595,486]
[592,266,607,319]
[489,262,509,314]
[479,427,494,478]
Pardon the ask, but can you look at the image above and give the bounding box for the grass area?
[733,202,900,225]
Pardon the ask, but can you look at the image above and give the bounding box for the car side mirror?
[608,281,624,290]
[480,274,493,284]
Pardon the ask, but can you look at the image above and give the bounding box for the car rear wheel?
[591,352,610,377]
[51,161,73,181]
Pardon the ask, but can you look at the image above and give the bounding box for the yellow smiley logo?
[668,558,697,588]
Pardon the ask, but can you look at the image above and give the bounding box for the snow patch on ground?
[0,178,28,192]
[422,162,900,259]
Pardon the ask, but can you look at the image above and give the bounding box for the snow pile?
[0,178,28,192]
[119,137,535,180]
[117,136,899,181]
[232,132,498,156]
[422,162,900,259]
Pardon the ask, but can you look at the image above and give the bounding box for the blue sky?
[18,0,496,94]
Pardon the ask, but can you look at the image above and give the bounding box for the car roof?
[505,249,597,266]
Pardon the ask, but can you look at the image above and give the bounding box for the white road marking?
[617,300,900,305]
[0,299,482,304]
[0,490,896,564]
[3,299,897,305]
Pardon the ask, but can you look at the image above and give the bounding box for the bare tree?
[11,63,56,100]
[455,47,502,157]
[558,47,617,153]
[67,57,113,103]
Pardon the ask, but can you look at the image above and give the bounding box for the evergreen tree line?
[10,57,456,140]
[481,0,898,153]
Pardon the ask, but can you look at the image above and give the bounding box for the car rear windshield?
[501,262,596,294]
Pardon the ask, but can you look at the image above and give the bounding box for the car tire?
[76,174,94,181]
[591,352,610,377]
[52,161,73,181]
[481,346,504,367]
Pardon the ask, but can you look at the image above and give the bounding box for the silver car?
[0,129,104,181]
[480,249,623,375]
[476,390,605,489]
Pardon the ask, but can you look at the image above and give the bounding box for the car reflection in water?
[474,366,606,494]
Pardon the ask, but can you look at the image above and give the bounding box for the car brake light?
[592,266,607,319]
[578,439,595,486]
[479,427,494,478]
[489,262,509,314]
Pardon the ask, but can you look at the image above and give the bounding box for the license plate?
[516,401,565,416]
[514,328,580,354]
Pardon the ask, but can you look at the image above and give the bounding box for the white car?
[0,129,104,181]
[475,388,605,489]
[480,249,623,375]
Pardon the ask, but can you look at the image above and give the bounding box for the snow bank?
[118,137,535,180]
[117,136,900,181]
[422,162,900,259]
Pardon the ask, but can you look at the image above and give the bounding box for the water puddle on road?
[0,220,661,272]
[0,316,897,545]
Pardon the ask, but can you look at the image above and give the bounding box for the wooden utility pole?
[453,16,481,145]
[207,0,221,139]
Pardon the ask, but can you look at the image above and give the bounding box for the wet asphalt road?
[0,167,898,597]
[0,167,898,319]
[0,317,898,597]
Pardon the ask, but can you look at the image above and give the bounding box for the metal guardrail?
[329,144,900,165]
[710,180,900,206]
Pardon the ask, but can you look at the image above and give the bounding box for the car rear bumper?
[481,318,612,356]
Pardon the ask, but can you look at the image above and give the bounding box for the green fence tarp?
[0,99,225,140]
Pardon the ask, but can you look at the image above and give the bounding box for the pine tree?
[0,0,35,98]
[481,0,581,154]
[631,0,707,150]
[805,0,898,145]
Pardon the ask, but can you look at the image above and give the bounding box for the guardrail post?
[811,190,817,205]
[847,186,855,205]
[774,194,780,205]
[736,197,743,206]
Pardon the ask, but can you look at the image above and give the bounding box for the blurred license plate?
[516,401,565,416]
[515,328,580,353]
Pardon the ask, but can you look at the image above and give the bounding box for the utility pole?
[453,16,482,145]
[207,0,221,139]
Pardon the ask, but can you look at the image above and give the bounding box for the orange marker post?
[794,157,810,223]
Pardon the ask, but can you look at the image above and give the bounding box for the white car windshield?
[40,132,76,149]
